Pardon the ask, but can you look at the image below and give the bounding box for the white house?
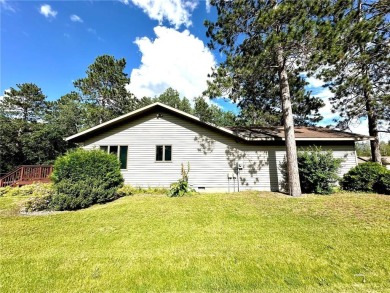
[66,103,372,192]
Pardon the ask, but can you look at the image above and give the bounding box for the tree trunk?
[357,0,381,164]
[365,92,382,164]
[276,47,302,197]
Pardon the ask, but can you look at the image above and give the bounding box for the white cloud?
[128,26,216,101]
[70,14,83,23]
[306,76,325,88]
[205,0,211,13]
[0,0,16,12]
[122,0,198,28]
[40,4,57,18]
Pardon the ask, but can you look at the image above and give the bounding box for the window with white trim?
[100,145,128,169]
[156,145,172,162]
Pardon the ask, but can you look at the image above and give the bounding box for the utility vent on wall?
[197,187,206,190]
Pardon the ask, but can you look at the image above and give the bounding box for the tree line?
[1,49,327,175]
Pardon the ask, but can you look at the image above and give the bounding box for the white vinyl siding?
[83,112,357,191]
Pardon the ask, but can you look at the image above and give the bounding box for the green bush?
[168,163,194,197]
[51,148,123,210]
[280,147,342,195]
[373,172,390,195]
[341,162,388,192]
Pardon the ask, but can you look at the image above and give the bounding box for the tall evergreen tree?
[74,55,136,125]
[315,0,389,163]
[205,0,332,196]
[1,83,47,122]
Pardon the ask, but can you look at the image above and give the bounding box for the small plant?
[168,163,195,197]
[24,195,53,212]
[0,183,53,197]
[280,147,342,195]
[341,162,388,193]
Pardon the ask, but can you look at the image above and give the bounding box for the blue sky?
[0,0,386,138]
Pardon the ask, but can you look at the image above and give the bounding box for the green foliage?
[0,85,72,174]
[0,183,53,197]
[74,55,137,125]
[281,147,342,195]
[356,141,390,157]
[168,163,194,197]
[341,162,388,193]
[23,195,53,212]
[1,83,47,122]
[116,185,167,197]
[298,147,343,195]
[314,1,389,161]
[204,1,330,127]
[373,172,390,195]
[51,148,123,210]
[194,97,237,127]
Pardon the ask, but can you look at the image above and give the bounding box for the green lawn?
[1,192,389,292]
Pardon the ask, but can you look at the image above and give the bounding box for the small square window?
[156,145,172,162]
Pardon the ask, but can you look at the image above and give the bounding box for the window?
[100,145,128,169]
[156,145,172,162]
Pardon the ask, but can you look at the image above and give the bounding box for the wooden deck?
[0,165,53,187]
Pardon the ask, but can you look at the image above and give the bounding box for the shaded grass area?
[1,192,389,292]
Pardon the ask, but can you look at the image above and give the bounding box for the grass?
[1,191,389,292]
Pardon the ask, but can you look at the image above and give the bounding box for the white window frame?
[155,145,172,162]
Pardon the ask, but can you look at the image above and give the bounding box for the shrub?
[168,163,195,197]
[280,147,343,195]
[341,162,388,192]
[373,172,390,195]
[51,148,123,210]
[116,185,135,197]
[24,195,53,212]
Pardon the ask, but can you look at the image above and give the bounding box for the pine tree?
[315,0,389,163]
[205,0,332,196]
[74,55,136,125]
[1,83,47,122]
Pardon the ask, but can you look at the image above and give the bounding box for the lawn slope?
[1,192,389,292]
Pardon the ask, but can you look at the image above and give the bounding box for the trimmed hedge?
[340,162,388,193]
[51,148,123,210]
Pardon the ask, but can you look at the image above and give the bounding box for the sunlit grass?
[1,192,389,292]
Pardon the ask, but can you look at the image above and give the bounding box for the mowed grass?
[1,192,389,292]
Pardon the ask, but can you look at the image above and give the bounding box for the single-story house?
[66,103,372,192]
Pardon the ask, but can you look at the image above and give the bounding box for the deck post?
[20,166,24,181]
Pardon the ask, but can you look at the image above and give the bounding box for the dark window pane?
[100,146,108,152]
[156,145,163,161]
[110,146,118,156]
[165,146,172,161]
[119,146,128,169]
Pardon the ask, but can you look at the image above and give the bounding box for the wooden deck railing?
[0,165,53,187]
